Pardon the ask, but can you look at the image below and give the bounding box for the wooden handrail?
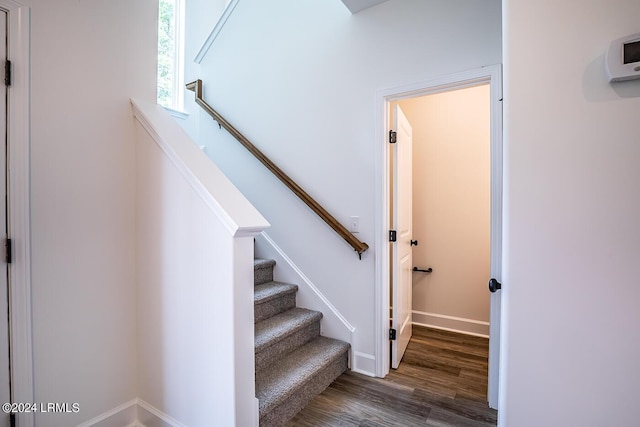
[186,79,369,258]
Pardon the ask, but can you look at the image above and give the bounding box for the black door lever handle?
[410,240,418,246]
[488,278,501,293]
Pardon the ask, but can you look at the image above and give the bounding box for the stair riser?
[259,352,348,427]
[255,322,320,372]
[255,265,274,286]
[255,293,296,323]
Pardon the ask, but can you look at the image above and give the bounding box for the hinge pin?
[6,238,12,264]
[389,130,397,144]
[5,60,11,87]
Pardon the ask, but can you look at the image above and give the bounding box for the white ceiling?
[341,0,390,14]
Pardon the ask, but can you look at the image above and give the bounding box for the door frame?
[0,1,33,426]
[374,64,503,408]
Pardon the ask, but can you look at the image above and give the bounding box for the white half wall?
[194,0,502,373]
[133,99,268,427]
[502,0,640,425]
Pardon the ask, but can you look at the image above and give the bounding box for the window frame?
[157,0,185,113]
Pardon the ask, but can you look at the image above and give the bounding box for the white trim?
[137,399,187,427]
[412,310,490,338]
[487,64,504,411]
[174,0,185,111]
[413,310,490,326]
[76,399,138,427]
[253,397,259,427]
[351,351,376,377]
[194,0,239,64]
[1,2,33,427]
[164,106,189,121]
[374,66,503,399]
[257,231,355,336]
[74,399,188,427]
[131,98,269,238]
[373,83,390,380]
[413,322,490,339]
[157,0,185,111]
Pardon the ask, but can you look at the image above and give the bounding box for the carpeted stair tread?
[254,258,276,269]
[253,258,350,425]
[255,308,322,353]
[254,281,298,305]
[255,336,350,415]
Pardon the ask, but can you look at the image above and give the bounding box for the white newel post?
[232,235,260,427]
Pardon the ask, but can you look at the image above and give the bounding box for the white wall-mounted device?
[606,32,640,82]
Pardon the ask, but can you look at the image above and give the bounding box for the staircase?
[254,259,350,426]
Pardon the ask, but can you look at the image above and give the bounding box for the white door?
[391,105,413,369]
[0,10,11,427]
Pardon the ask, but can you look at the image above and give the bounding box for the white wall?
[399,86,491,336]
[193,0,501,372]
[502,0,640,425]
[28,0,156,424]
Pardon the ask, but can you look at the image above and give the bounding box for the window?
[157,0,184,111]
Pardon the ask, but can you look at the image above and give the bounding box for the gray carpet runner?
[254,258,349,427]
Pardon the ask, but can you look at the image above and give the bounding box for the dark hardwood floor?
[286,325,497,426]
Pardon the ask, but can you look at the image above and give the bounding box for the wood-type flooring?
[286,325,497,426]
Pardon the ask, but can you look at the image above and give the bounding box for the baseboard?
[351,351,376,377]
[412,310,489,338]
[76,399,186,427]
[136,399,186,427]
[76,399,138,427]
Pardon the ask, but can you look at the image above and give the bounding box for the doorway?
[375,65,503,409]
[394,83,491,338]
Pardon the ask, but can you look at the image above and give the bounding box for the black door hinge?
[10,413,15,427]
[389,230,396,242]
[389,328,397,340]
[389,130,397,144]
[5,60,11,87]
[5,239,12,264]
